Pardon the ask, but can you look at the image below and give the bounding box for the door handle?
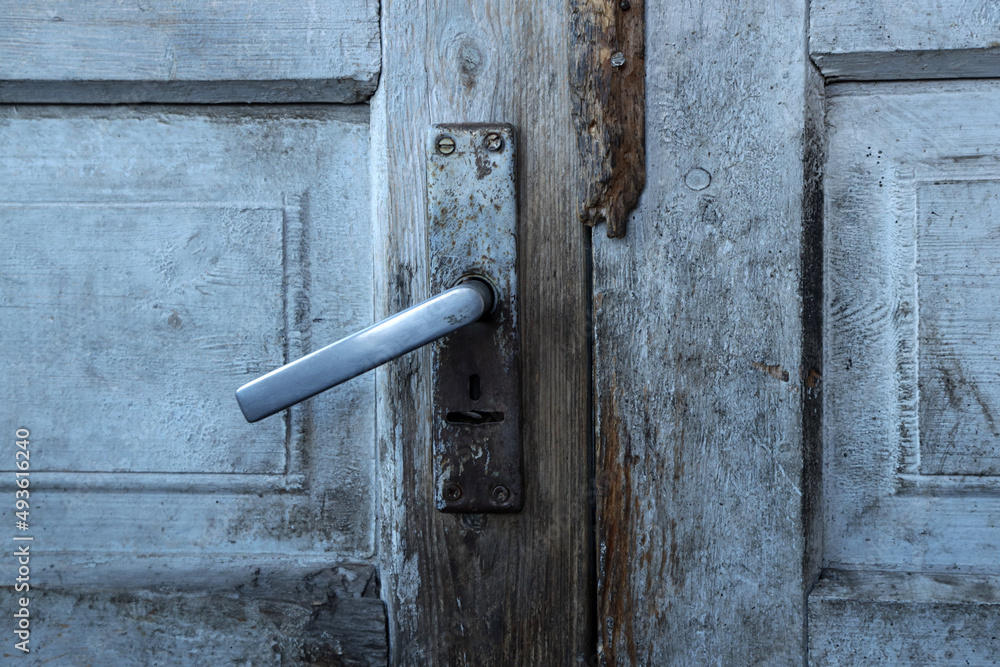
[238,123,522,512]
[236,278,495,423]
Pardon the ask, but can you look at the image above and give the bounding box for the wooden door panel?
[824,80,1000,573]
[7,202,288,474]
[917,179,1000,476]
[590,0,822,662]
[0,105,386,662]
[816,80,1000,664]
[810,3,1000,664]
[0,0,380,103]
[373,1,592,662]
[0,564,387,664]
[809,570,1000,665]
[1,103,374,561]
[811,0,1000,80]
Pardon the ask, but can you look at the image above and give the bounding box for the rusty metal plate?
[426,123,521,513]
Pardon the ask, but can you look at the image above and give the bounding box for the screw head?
[610,52,626,68]
[619,0,631,9]
[484,132,503,152]
[491,485,510,503]
[436,135,456,155]
[443,483,463,501]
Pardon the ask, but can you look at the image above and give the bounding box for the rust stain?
[666,517,682,589]
[804,367,821,389]
[751,361,789,382]
[598,386,638,665]
[474,149,493,180]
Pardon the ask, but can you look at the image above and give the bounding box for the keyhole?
[469,374,481,401]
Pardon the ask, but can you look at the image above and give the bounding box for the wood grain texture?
[0,0,380,103]
[809,569,1000,665]
[592,0,818,662]
[570,0,645,238]
[372,0,593,663]
[918,180,1000,476]
[0,105,377,574]
[810,0,1000,81]
[824,80,1000,574]
[0,564,386,665]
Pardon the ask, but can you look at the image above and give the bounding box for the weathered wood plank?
[809,569,1000,665]
[0,105,377,574]
[0,564,387,665]
[824,80,1000,573]
[592,0,819,662]
[810,0,1000,81]
[570,0,645,238]
[0,1,380,102]
[372,0,592,663]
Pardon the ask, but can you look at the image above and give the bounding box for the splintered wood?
[570,0,645,238]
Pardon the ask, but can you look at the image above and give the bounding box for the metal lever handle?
[237,279,494,423]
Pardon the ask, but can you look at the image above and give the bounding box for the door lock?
[237,123,522,513]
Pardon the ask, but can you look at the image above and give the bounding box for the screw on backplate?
[619,0,631,9]
[437,136,456,155]
[443,483,463,501]
[491,485,510,503]
[610,52,626,68]
[484,132,503,152]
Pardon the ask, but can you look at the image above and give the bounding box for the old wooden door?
[0,2,394,664]
[592,0,1000,665]
[809,2,1000,663]
[9,1,996,665]
[0,1,592,665]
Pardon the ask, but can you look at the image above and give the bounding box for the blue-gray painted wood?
[823,80,1000,575]
[0,563,387,665]
[810,570,1000,665]
[590,0,823,662]
[0,104,376,580]
[0,103,384,663]
[811,0,1000,81]
[818,79,1000,666]
[0,1,380,102]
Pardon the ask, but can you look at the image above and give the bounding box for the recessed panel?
[0,105,375,569]
[918,180,1000,476]
[824,80,1000,573]
[3,203,288,473]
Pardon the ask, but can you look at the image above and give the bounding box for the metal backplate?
[427,123,521,513]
